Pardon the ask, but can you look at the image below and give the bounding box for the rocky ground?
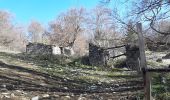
[1,50,170,100]
[0,52,144,100]
[146,51,170,68]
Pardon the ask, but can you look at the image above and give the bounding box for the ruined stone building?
[89,42,117,67]
[89,41,140,70]
[26,43,74,56]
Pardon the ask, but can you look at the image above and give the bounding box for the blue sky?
[0,0,129,25]
[0,0,101,24]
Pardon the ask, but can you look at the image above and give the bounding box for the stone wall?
[26,43,75,56]
[26,43,53,55]
[89,43,140,70]
[89,43,110,67]
[89,43,103,66]
[125,44,140,70]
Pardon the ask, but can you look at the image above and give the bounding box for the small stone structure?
[89,42,140,70]
[26,43,53,55]
[89,43,109,67]
[26,43,74,56]
[125,44,140,70]
[89,43,115,67]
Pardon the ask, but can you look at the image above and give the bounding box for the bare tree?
[101,0,170,45]
[127,0,170,46]
[124,20,138,44]
[73,34,88,56]
[0,10,14,46]
[49,8,87,47]
[0,10,27,51]
[148,20,170,44]
[28,20,44,43]
[129,0,170,35]
[88,6,119,46]
[11,26,28,51]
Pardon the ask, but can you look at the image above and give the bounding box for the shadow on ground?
[0,52,144,99]
[0,60,143,92]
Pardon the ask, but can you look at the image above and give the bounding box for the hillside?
[0,52,143,100]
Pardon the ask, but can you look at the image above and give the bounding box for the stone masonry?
[89,43,110,67]
[125,44,140,70]
[26,43,53,55]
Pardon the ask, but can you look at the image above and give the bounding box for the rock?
[156,58,163,63]
[6,84,15,90]
[0,85,7,92]
[114,84,119,87]
[65,95,71,98]
[1,88,7,92]
[31,96,39,100]
[1,92,9,95]
[0,95,3,99]
[70,93,74,97]
[98,82,102,85]
[78,96,86,100]
[89,85,97,90]
[1,84,6,88]
[162,59,170,65]
[3,95,10,99]
[40,83,46,86]
[42,94,50,98]
[10,93,15,97]
[64,87,68,90]
[122,68,129,70]
[15,90,22,93]
[111,65,115,68]
[61,95,71,100]
[54,94,60,98]
[21,91,27,95]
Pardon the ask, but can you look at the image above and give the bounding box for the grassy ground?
[145,51,170,99]
[0,52,144,100]
[1,51,170,99]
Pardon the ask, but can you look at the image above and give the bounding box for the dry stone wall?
[125,44,140,70]
[89,43,110,67]
[26,43,75,56]
[26,43,53,55]
[89,43,140,70]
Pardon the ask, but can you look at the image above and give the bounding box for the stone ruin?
[26,43,74,56]
[125,44,140,70]
[89,43,114,67]
[89,43,140,70]
[26,43,53,55]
